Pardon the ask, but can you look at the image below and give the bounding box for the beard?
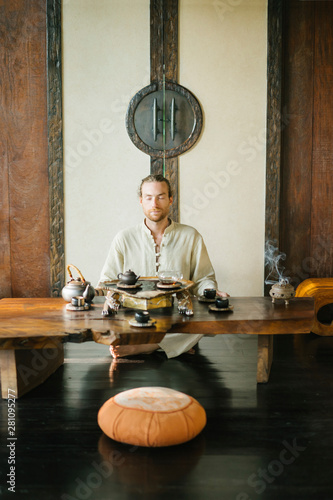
[145,208,169,223]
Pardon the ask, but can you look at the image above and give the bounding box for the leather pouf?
[98,386,207,447]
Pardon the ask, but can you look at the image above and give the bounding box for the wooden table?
[0,297,314,398]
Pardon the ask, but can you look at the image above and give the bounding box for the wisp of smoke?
[265,241,290,285]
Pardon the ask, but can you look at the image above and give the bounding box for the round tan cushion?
[97,386,207,447]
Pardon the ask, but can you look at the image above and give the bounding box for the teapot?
[117,269,140,285]
[62,264,95,303]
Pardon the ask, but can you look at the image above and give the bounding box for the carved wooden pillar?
[265,0,283,295]
[126,0,202,224]
[47,0,65,297]
[150,0,179,221]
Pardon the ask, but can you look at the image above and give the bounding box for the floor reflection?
[103,347,233,412]
[97,433,206,496]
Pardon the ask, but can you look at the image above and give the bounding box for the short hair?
[138,174,173,198]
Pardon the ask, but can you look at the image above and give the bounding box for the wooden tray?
[97,277,194,313]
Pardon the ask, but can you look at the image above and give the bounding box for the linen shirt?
[98,219,218,296]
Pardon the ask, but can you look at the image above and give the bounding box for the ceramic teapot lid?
[65,264,87,285]
[121,269,138,278]
[66,277,86,287]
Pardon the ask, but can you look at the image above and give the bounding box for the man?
[98,174,228,358]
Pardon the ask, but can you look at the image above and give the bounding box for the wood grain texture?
[279,1,333,286]
[47,0,65,297]
[162,0,178,82]
[296,277,333,336]
[0,296,314,395]
[150,0,163,84]
[165,157,179,222]
[280,0,314,288]
[150,156,179,222]
[311,1,333,277]
[150,157,164,175]
[0,146,12,297]
[0,297,314,346]
[0,0,50,297]
[150,0,178,84]
[257,334,273,383]
[0,346,64,398]
[150,0,179,221]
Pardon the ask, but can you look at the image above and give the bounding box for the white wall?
[62,0,267,295]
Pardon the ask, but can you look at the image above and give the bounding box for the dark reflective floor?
[1,332,333,499]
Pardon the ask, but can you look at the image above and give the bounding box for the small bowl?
[135,311,150,323]
[157,270,183,284]
[215,297,229,309]
[204,288,216,299]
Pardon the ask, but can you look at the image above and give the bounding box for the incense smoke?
[265,241,290,285]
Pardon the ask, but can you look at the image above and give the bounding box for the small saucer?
[117,282,142,290]
[129,318,156,328]
[66,303,90,311]
[156,281,182,290]
[198,295,216,303]
[208,305,234,312]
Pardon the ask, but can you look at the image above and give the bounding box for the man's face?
[140,181,173,223]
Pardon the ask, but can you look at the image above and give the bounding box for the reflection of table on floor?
[0,297,314,397]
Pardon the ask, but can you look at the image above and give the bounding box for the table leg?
[257,334,273,383]
[0,345,64,399]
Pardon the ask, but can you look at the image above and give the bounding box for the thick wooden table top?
[0,297,314,349]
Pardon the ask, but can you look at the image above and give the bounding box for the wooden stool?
[296,278,333,336]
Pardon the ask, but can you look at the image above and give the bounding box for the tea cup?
[204,288,216,299]
[135,310,150,323]
[215,297,229,309]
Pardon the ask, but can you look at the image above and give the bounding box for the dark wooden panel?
[150,0,178,85]
[150,0,164,84]
[149,157,179,222]
[150,157,164,175]
[311,1,333,277]
[275,1,333,288]
[0,0,50,297]
[165,157,179,222]
[280,0,314,287]
[162,0,178,83]
[150,0,179,222]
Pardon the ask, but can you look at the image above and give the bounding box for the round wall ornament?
[126,81,203,159]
